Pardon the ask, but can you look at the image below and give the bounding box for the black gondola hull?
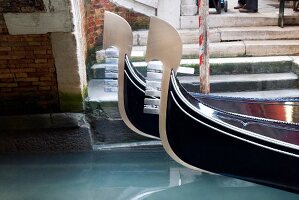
[164,72,299,193]
[123,56,159,138]
[123,56,299,140]
[123,56,299,127]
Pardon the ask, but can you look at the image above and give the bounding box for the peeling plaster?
[4,0,72,35]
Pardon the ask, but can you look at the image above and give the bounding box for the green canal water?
[0,146,298,200]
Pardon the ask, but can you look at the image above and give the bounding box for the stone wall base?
[0,113,92,152]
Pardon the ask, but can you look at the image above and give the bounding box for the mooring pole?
[198,0,210,94]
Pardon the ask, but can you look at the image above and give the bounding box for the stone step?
[245,40,299,57]
[133,29,221,45]
[181,14,299,29]
[132,40,299,58]
[133,26,299,45]
[89,56,294,79]
[179,72,298,92]
[182,56,294,75]
[88,77,299,119]
[138,56,294,74]
[219,26,299,41]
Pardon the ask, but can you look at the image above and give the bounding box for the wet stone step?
[178,73,298,93]
[90,56,294,79]
[208,57,294,75]
[94,118,152,144]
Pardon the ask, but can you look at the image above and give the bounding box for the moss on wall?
[59,92,84,112]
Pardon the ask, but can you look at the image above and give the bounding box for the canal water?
[0,146,298,200]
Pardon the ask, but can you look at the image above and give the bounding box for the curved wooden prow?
[145,17,181,72]
[103,11,133,57]
[103,11,159,139]
[145,17,206,172]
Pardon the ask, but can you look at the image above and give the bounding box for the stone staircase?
[129,56,299,97]
[128,7,299,97]
[132,26,299,58]
[89,15,299,101]
[89,56,299,100]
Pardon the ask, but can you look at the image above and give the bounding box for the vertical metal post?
[198,0,210,93]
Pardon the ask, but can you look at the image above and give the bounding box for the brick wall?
[0,14,59,115]
[85,0,149,48]
[0,0,45,13]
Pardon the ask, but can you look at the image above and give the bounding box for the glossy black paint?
[124,56,299,123]
[123,55,299,139]
[165,71,299,193]
[192,93,299,123]
[123,56,159,138]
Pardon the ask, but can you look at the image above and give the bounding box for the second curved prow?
[145,16,206,171]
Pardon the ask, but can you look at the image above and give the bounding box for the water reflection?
[0,147,298,200]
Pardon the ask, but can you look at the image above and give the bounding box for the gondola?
[103,11,299,141]
[145,17,299,193]
[103,11,159,139]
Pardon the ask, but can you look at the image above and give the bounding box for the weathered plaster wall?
[0,0,45,12]
[71,0,88,104]
[3,0,72,35]
[51,32,85,112]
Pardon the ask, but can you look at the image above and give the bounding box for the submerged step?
[208,56,293,75]
[178,73,298,92]
[130,56,294,76]
[90,56,295,79]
